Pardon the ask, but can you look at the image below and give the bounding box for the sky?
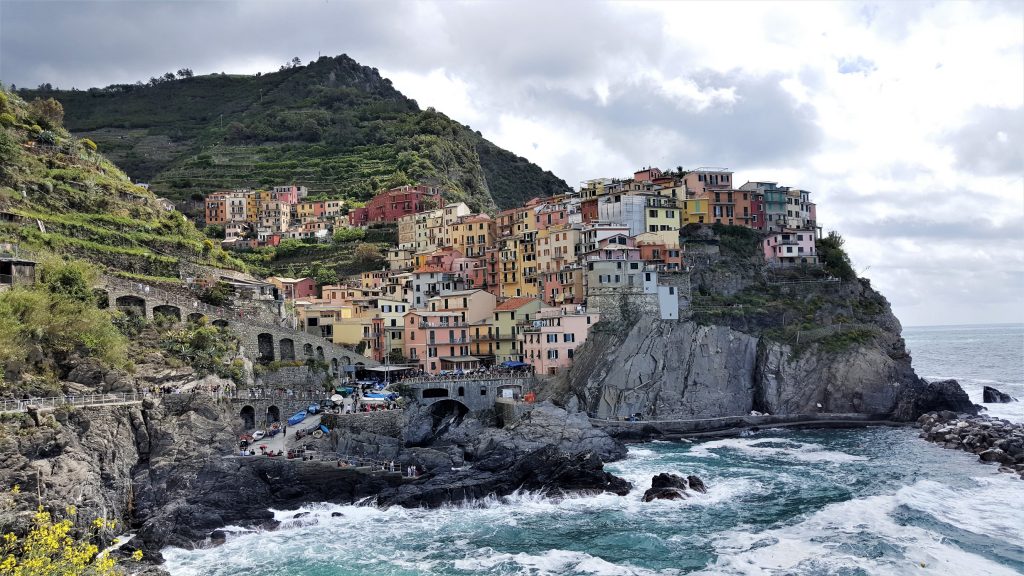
[1,0,1022,327]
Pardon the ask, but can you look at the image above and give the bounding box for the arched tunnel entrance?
[240,405,256,430]
[115,295,146,317]
[428,399,469,437]
[153,304,181,323]
[265,405,281,427]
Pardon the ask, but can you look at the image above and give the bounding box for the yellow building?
[682,197,709,225]
[489,297,544,363]
[644,194,679,234]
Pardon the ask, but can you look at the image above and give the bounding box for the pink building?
[272,185,307,205]
[403,310,476,374]
[519,306,599,375]
[762,230,818,265]
[268,276,317,300]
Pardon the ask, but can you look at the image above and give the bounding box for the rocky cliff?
[560,227,976,422]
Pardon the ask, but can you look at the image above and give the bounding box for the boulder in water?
[650,473,689,490]
[982,386,1017,404]
[642,487,689,502]
[687,475,707,493]
[643,473,707,502]
[979,448,1015,466]
[209,530,227,546]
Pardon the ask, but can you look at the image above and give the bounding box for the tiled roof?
[495,296,542,311]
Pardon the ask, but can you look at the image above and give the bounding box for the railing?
[0,392,147,414]
[418,321,468,328]
[403,375,533,387]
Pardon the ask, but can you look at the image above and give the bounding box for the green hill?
[20,55,571,214]
[0,87,246,282]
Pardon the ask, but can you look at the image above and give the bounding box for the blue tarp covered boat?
[287,411,307,426]
[307,403,320,414]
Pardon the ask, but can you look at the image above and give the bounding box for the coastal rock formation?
[562,255,977,423]
[641,473,707,502]
[916,411,1024,479]
[983,386,1017,404]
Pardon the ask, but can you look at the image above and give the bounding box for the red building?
[580,198,599,223]
[349,185,444,226]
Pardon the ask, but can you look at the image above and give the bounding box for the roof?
[269,276,312,284]
[495,296,543,311]
[413,266,447,274]
[428,289,483,298]
[440,356,481,362]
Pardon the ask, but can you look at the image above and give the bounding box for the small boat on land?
[287,411,307,426]
[307,403,321,414]
[252,430,266,441]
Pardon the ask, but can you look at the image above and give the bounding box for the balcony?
[419,321,469,328]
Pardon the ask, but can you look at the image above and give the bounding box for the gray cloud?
[944,107,1024,177]
[837,56,877,75]
[514,71,822,172]
[843,214,1024,241]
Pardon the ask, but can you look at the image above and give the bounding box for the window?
[480,387,488,396]
[649,210,658,218]
[630,262,639,270]
[568,349,574,359]
[645,272,652,281]
[563,333,575,342]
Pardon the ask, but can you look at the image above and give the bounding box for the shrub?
[198,281,232,306]
[817,231,856,281]
[36,130,57,145]
[0,503,142,575]
[80,138,97,151]
[28,97,64,129]
[0,113,15,127]
[331,227,365,243]
[0,128,17,164]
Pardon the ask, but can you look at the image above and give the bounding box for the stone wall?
[322,410,402,438]
[102,276,378,373]
[256,366,334,390]
[588,292,662,325]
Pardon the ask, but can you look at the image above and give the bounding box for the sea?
[163,323,1024,576]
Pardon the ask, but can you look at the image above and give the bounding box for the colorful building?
[348,185,444,227]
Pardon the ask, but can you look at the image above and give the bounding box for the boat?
[266,427,280,437]
[287,410,307,426]
[319,424,329,434]
[252,430,266,441]
[307,403,321,414]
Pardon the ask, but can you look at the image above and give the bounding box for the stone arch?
[115,295,146,317]
[212,319,229,328]
[330,358,338,374]
[93,288,109,309]
[279,338,295,361]
[240,405,256,430]
[457,386,465,397]
[303,343,314,357]
[257,333,275,362]
[342,356,351,365]
[265,405,281,426]
[187,312,206,324]
[316,346,324,360]
[153,304,181,322]
[427,399,469,434]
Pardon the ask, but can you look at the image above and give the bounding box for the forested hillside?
[20,55,571,213]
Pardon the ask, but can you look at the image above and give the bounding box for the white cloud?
[2,0,1022,326]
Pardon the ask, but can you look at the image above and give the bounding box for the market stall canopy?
[501,361,529,368]
[367,365,415,372]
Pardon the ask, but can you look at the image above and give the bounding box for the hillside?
[0,87,245,282]
[21,54,571,213]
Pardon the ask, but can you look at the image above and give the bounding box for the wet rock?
[687,475,707,493]
[331,512,344,517]
[650,473,689,490]
[979,449,1014,466]
[292,512,310,519]
[642,487,689,502]
[983,386,1017,404]
[209,530,227,546]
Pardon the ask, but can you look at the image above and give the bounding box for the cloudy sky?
[2,0,1022,327]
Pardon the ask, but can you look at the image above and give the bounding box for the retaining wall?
[322,410,403,438]
[590,412,904,440]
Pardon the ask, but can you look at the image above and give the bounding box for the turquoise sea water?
[164,324,1024,576]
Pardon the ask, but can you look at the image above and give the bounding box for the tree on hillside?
[817,231,856,281]
[29,97,64,129]
[354,243,384,264]
[162,72,176,82]
[291,57,302,68]
[176,68,194,79]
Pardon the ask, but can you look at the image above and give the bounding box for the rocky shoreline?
[916,410,1024,480]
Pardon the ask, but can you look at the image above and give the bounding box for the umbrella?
[331,394,343,403]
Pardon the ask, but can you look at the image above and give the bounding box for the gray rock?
[983,386,1017,404]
